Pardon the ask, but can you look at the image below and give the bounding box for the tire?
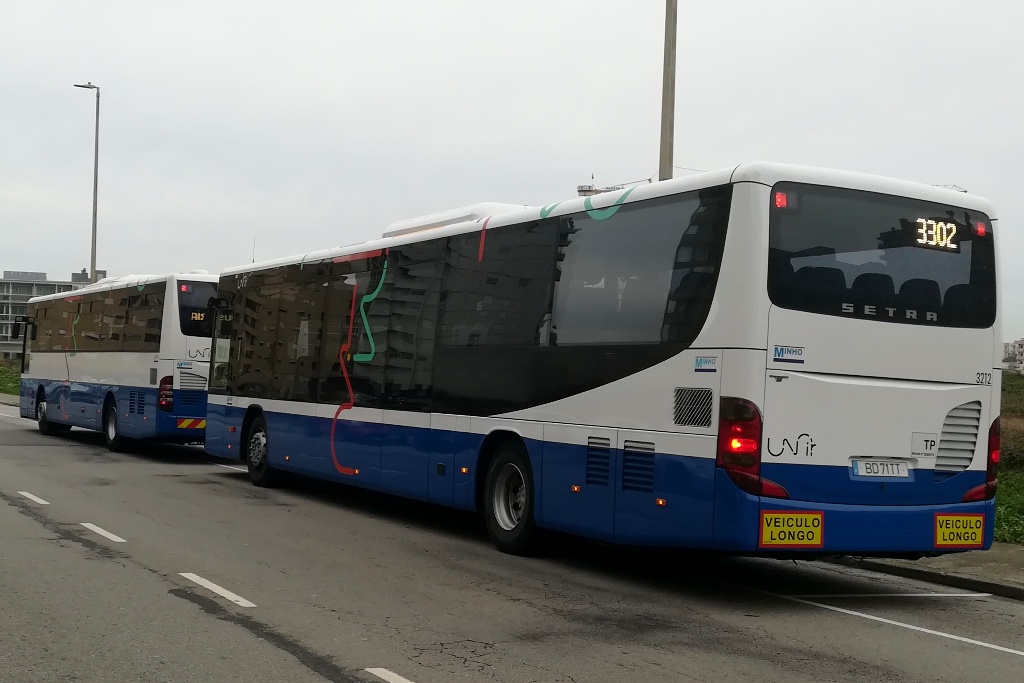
[245,414,277,487]
[36,395,58,437]
[483,442,539,555]
[103,401,127,452]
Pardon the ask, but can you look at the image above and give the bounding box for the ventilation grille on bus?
[674,388,713,427]
[935,401,982,475]
[586,437,611,486]
[179,371,208,390]
[128,391,146,415]
[178,392,202,407]
[621,441,656,492]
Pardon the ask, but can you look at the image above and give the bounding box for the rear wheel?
[104,401,126,452]
[245,414,277,487]
[483,442,539,555]
[36,395,58,436]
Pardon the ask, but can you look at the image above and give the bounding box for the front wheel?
[483,442,539,555]
[36,396,58,437]
[245,414,277,487]
[104,401,127,452]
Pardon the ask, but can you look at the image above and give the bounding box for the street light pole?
[658,0,678,182]
[74,82,100,283]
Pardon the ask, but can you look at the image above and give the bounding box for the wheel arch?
[474,429,531,515]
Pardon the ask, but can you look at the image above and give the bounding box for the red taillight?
[963,417,999,502]
[158,376,174,412]
[774,191,788,209]
[717,397,789,498]
[975,221,987,237]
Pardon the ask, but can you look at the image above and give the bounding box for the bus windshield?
[767,183,996,328]
[178,281,218,338]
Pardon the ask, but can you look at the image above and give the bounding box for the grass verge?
[995,469,1024,544]
[0,360,19,396]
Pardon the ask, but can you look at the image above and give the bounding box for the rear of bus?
[719,170,999,557]
[157,275,218,442]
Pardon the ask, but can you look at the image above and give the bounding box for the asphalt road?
[0,408,1022,683]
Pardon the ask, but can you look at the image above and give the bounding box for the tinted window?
[384,240,445,410]
[178,280,218,338]
[551,188,731,344]
[439,223,558,347]
[124,283,165,353]
[269,274,323,402]
[768,183,997,328]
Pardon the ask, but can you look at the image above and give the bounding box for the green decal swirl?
[352,260,389,363]
[539,203,561,218]
[584,187,636,220]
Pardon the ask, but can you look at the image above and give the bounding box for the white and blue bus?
[14,273,219,451]
[204,163,1000,557]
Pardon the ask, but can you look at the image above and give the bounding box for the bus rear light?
[975,222,987,237]
[963,416,999,502]
[774,192,788,209]
[158,376,174,412]
[717,398,789,499]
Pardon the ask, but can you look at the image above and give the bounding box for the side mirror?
[208,296,230,310]
[11,322,21,340]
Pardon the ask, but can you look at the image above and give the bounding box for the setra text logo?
[773,345,804,364]
[694,356,717,373]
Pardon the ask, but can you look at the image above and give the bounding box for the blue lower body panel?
[207,401,994,556]
[20,379,207,443]
[713,470,994,554]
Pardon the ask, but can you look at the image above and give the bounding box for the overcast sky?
[2,1,1022,339]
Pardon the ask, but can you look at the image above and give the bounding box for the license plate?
[935,514,985,548]
[851,459,910,478]
[759,511,824,549]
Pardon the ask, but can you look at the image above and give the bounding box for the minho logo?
[695,356,717,373]
[773,346,804,364]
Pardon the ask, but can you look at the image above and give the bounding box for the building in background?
[1006,339,1024,373]
[0,270,105,359]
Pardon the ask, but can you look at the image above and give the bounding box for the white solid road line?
[366,668,417,683]
[179,573,256,608]
[17,491,50,505]
[80,523,127,543]
[215,464,247,472]
[791,593,992,599]
[763,589,1024,657]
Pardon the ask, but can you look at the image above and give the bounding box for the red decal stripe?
[477,216,492,262]
[332,249,384,264]
[329,283,360,476]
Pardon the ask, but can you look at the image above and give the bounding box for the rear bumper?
[713,473,995,555]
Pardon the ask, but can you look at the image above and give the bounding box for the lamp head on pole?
[73,82,98,90]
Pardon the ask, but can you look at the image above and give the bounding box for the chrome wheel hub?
[492,463,527,531]
[248,431,267,469]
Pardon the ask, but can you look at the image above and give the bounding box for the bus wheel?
[245,414,277,487]
[104,401,126,452]
[36,396,58,437]
[483,442,539,555]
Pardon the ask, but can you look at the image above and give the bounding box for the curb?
[830,557,1024,602]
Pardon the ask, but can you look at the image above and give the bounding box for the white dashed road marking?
[80,523,127,543]
[179,573,256,608]
[18,491,50,505]
[366,668,417,683]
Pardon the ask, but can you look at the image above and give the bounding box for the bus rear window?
[178,281,218,338]
[767,183,996,328]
